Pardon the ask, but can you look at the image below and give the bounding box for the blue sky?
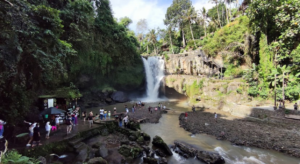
[109,0,215,33]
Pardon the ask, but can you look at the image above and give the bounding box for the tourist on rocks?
[108,111,111,119]
[119,115,123,127]
[214,113,218,122]
[192,105,195,112]
[123,115,129,128]
[24,121,36,147]
[95,113,99,120]
[104,110,107,120]
[82,111,87,122]
[87,113,94,128]
[126,107,129,114]
[185,112,188,122]
[148,106,151,114]
[99,108,104,120]
[45,121,51,139]
[294,103,298,110]
[71,113,75,125]
[66,116,73,134]
[55,115,60,129]
[74,111,78,125]
[32,123,41,147]
[132,105,135,113]
[0,119,6,139]
[160,103,162,110]
[51,118,57,131]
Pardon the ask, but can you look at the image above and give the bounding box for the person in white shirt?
[123,115,129,128]
[45,121,51,139]
[99,108,104,120]
[55,116,60,129]
[24,121,36,146]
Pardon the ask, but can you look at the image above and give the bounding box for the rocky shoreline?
[179,110,300,158]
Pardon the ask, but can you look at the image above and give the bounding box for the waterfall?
[142,56,165,101]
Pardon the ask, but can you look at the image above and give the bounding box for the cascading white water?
[142,56,165,101]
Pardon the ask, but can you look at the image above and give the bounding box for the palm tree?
[210,0,221,28]
[200,7,207,37]
[184,8,197,48]
[148,29,158,55]
[167,26,174,54]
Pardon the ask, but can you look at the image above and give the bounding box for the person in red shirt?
[185,112,188,122]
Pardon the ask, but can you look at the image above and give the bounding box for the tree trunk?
[169,32,174,54]
[182,28,186,47]
[225,1,229,24]
[216,2,221,28]
[189,21,197,48]
[147,45,149,54]
[282,72,285,103]
[204,17,207,37]
[274,50,277,109]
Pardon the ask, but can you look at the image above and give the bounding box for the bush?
[2,150,39,164]
[172,45,180,54]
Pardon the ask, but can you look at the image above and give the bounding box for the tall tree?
[210,0,221,28]
[148,29,158,54]
[200,7,207,37]
[167,26,175,54]
[136,19,148,36]
[164,0,193,48]
[184,7,197,48]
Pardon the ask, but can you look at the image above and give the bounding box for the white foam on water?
[215,147,266,164]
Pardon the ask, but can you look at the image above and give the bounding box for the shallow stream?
[88,100,300,164]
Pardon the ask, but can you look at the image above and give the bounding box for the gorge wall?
[163,51,266,118]
[164,50,224,77]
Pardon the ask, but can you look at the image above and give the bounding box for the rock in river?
[152,136,173,156]
[111,91,128,103]
[174,141,225,164]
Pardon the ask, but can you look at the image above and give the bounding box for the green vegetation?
[0,0,144,124]
[2,150,39,164]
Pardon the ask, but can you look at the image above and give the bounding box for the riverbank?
[127,106,168,123]
[178,109,300,158]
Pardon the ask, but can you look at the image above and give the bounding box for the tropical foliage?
[0,0,143,124]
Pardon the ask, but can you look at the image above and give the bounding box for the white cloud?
[109,0,215,33]
[109,0,168,33]
[193,0,215,12]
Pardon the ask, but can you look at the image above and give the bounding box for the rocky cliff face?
[164,75,256,117]
[164,50,224,77]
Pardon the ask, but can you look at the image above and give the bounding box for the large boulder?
[98,144,108,158]
[174,141,225,164]
[174,141,197,157]
[118,145,143,158]
[111,91,128,103]
[143,157,158,164]
[196,151,225,164]
[87,157,107,164]
[152,136,173,156]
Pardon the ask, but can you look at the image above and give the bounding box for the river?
[88,99,300,164]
